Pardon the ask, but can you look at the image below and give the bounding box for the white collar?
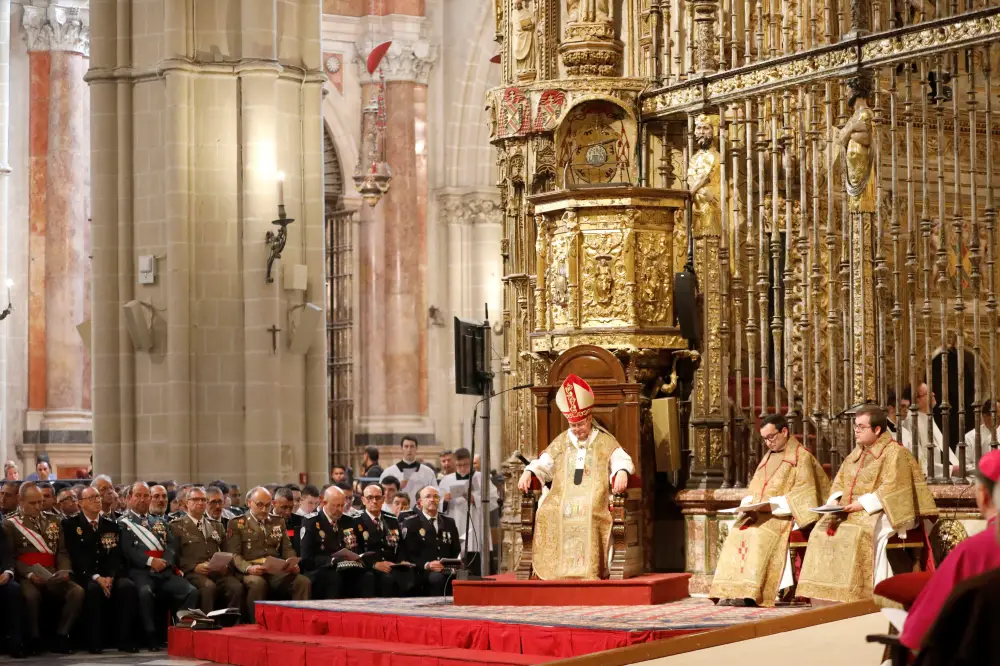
[186,513,204,525]
[422,511,438,522]
[567,427,598,447]
[366,510,381,522]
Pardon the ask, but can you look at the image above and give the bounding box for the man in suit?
[402,486,461,596]
[169,486,244,615]
[226,486,309,621]
[271,487,302,556]
[0,509,26,657]
[3,482,82,654]
[62,486,140,654]
[300,485,373,599]
[119,482,198,650]
[357,483,412,597]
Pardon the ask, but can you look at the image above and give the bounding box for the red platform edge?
[167,602,706,665]
[452,573,692,606]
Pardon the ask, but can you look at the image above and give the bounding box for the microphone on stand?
[461,383,534,579]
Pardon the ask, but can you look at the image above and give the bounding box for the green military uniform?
[225,512,309,620]
[2,513,84,643]
[169,513,244,615]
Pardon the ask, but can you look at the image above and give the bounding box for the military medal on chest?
[100,531,118,551]
[344,528,357,549]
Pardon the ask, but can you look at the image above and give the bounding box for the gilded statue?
[513,0,536,80]
[838,76,876,214]
[686,114,722,237]
[566,0,611,23]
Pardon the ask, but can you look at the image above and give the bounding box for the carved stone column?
[355,37,438,450]
[691,0,719,74]
[22,4,92,436]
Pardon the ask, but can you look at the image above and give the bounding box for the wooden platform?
[451,572,692,606]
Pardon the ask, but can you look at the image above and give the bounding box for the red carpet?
[452,573,691,606]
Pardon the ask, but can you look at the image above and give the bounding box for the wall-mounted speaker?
[288,303,322,355]
[122,301,153,352]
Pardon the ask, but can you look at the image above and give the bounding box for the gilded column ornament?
[839,74,878,404]
[691,1,719,74]
[513,0,537,82]
[534,214,549,330]
[560,0,622,77]
[687,113,725,487]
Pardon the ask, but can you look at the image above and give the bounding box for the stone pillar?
[22,4,91,438]
[355,35,437,450]
[0,0,9,465]
[88,0,327,485]
[691,0,718,74]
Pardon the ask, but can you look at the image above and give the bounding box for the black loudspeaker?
[674,269,700,344]
[454,317,487,395]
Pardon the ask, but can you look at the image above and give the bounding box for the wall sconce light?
[0,279,12,320]
[266,172,294,284]
[428,306,446,328]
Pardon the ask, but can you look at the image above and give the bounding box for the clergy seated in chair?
[517,374,634,580]
[710,414,830,607]
[797,405,938,603]
[896,450,1000,652]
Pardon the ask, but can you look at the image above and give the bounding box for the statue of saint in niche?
[566,0,610,23]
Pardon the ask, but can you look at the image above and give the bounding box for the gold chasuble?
[710,437,829,606]
[533,428,623,580]
[797,433,937,602]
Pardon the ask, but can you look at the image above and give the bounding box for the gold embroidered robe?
[710,437,830,606]
[532,428,623,580]
[797,433,938,602]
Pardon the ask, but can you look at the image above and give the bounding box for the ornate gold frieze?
[530,330,688,353]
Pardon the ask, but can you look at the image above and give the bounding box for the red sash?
[144,549,164,558]
[17,552,55,568]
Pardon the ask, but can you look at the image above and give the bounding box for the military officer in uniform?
[3,482,82,654]
[149,485,169,518]
[271,487,303,556]
[120,482,198,649]
[169,486,244,615]
[226,486,309,621]
[300,485,373,599]
[402,486,461,596]
[62,486,140,654]
[0,499,26,657]
[357,483,413,597]
[205,486,232,527]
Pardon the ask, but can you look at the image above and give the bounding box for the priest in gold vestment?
[710,414,830,606]
[797,405,937,603]
[517,374,634,580]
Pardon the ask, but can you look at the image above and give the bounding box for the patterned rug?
[261,597,811,632]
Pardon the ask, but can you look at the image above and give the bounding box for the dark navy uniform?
[401,512,461,597]
[61,512,139,653]
[299,510,373,599]
[356,511,413,597]
[277,512,303,556]
[0,525,24,656]
[119,510,198,647]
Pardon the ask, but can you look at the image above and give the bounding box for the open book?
[178,607,241,629]
[29,565,72,581]
[263,556,301,574]
[206,552,233,573]
[719,501,771,514]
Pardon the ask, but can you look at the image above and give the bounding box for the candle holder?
[265,205,294,284]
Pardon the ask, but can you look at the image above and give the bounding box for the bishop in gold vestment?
[518,374,634,580]
[797,405,937,603]
[711,414,829,606]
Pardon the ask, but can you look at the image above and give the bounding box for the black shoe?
[145,634,164,651]
[51,635,73,654]
[120,645,139,654]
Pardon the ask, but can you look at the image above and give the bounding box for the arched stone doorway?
[325,125,354,470]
